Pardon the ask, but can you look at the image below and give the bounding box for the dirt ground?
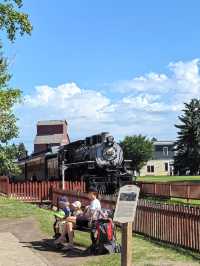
[0,217,96,266]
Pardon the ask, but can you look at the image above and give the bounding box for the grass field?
[0,196,199,266]
[137,175,200,183]
[142,196,200,206]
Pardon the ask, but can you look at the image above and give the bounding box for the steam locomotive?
[17,132,133,194]
[59,132,133,193]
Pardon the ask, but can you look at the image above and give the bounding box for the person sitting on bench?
[71,201,83,217]
[53,196,71,238]
[55,186,101,249]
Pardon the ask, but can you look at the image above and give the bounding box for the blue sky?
[3,1,200,152]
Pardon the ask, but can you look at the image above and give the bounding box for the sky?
[3,0,200,152]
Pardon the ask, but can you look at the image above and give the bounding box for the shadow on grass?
[137,234,200,262]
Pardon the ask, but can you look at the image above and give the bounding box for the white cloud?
[15,59,200,151]
[115,58,200,99]
[25,82,110,121]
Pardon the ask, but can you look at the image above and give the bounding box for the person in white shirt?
[55,186,101,249]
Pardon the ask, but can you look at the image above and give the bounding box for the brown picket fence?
[52,189,200,253]
[137,181,200,200]
[134,199,200,252]
[0,176,85,202]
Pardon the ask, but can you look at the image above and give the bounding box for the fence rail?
[0,176,85,202]
[52,188,200,253]
[137,181,200,200]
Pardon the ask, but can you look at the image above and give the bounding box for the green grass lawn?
[0,196,199,266]
[169,197,200,206]
[142,195,200,206]
[137,175,200,183]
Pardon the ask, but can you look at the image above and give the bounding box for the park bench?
[54,208,119,255]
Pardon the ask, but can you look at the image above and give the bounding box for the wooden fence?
[134,199,200,252]
[0,176,85,202]
[137,181,200,200]
[52,189,200,253]
[1,175,200,252]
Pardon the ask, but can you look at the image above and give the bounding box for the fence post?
[169,184,172,198]
[187,185,190,203]
[154,183,157,195]
[6,176,11,196]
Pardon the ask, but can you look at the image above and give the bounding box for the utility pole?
[61,161,67,190]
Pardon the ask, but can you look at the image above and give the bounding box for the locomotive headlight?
[103,147,117,161]
[106,149,114,156]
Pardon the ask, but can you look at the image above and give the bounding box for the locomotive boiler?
[59,132,133,193]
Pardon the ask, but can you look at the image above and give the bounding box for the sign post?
[113,185,140,266]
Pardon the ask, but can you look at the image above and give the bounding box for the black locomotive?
[59,132,133,193]
[17,132,133,194]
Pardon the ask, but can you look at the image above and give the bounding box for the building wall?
[34,120,70,153]
[140,159,174,176]
[37,125,63,135]
[34,143,60,153]
[34,144,47,153]
[62,122,70,145]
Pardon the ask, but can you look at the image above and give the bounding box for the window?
[151,165,154,172]
[165,162,169,172]
[147,165,154,173]
[163,146,168,156]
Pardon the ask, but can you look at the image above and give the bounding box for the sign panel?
[113,185,140,223]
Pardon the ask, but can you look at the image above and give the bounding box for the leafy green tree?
[174,99,200,175]
[0,0,32,175]
[120,135,154,174]
[0,0,32,42]
[17,142,27,159]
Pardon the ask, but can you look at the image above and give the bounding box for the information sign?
[113,185,140,223]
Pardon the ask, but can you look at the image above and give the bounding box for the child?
[71,201,83,217]
[53,196,71,238]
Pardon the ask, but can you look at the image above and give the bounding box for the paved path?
[0,232,50,266]
[0,217,94,266]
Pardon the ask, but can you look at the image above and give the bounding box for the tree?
[120,135,154,174]
[174,99,200,175]
[17,142,28,160]
[0,0,32,175]
[0,0,32,42]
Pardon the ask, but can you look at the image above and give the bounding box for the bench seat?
[74,225,91,233]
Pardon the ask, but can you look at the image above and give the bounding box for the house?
[140,141,175,176]
[34,120,70,153]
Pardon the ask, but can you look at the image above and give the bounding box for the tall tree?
[17,142,27,159]
[0,0,32,175]
[174,99,200,175]
[120,135,153,174]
